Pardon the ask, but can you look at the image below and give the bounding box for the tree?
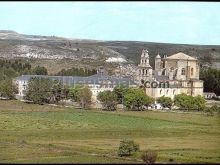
[50,80,69,103]
[174,93,194,110]
[77,87,92,109]
[55,67,97,77]
[32,66,48,75]
[69,85,82,101]
[193,95,206,111]
[25,77,69,104]
[97,90,118,111]
[123,88,154,111]
[25,77,52,104]
[113,85,128,104]
[144,95,155,109]
[0,59,33,80]
[174,93,206,111]
[0,79,17,99]
[200,68,220,95]
[117,139,139,157]
[157,96,173,109]
[3,67,18,78]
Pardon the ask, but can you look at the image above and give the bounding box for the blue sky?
[0,2,220,45]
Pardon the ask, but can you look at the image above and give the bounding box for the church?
[136,49,204,100]
[14,48,204,104]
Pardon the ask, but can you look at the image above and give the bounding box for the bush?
[141,150,158,164]
[210,105,220,113]
[157,96,173,109]
[174,93,206,111]
[117,139,139,157]
[204,105,220,116]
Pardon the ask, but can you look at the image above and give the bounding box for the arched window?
[191,68,194,76]
[142,69,145,75]
[181,68,185,75]
[146,70,148,75]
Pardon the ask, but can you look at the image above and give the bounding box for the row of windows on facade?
[139,68,194,76]
[20,80,129,85]
[159,89,194,95]
[160,89,176,95]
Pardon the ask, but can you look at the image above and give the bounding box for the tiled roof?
[166,52,197,60]
[15,73,137,86]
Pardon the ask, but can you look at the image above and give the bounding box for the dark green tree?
[123,88,154,111]
[77,86,92,109]
[113,85,128,104]
[174,93,206,111]
[97,90,118,111]
[32,66,48,75]
[69,85,82,101]
[157,96,173,109]
[200,68,220,95]
[25,77,52,104]
[0,79,18,99]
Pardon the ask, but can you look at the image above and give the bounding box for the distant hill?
[0,30,219,74]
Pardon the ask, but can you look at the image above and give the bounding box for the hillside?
[0,30,219,74]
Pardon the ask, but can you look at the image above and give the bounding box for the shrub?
[141,150,158,164]
[117,139,139,157]
[157,96,173,109]
[174,93,206,111]
[210,105,220,113]
[204,105,220,116]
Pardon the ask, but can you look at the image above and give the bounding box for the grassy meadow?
[0,100,219,163]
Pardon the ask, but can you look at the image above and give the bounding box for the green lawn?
[0,100,219,163]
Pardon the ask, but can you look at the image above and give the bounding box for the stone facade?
[137,50,204,100]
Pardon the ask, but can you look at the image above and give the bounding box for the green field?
[0,100,219,163]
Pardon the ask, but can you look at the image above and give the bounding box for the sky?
[0,1,220,45]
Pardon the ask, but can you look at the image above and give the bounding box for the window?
[181,68,185,75]
[191,68,194,76]
[146,70,148,75]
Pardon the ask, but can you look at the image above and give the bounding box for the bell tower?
[137,49,152,83]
